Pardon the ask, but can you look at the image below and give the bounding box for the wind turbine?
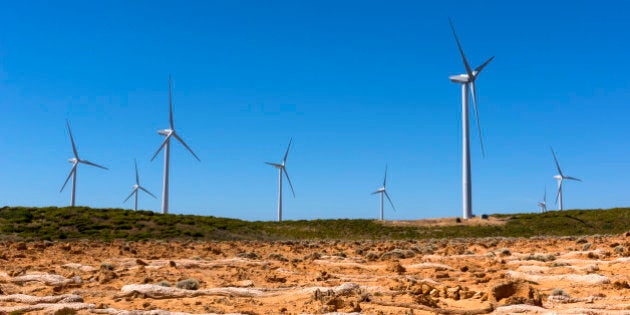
[538,187,547,213]
[550,146,581,211]
[151,76,200,214]
[124,159,157,211]
[60,119,108,207]
[448,18,494,219]
[266,139,295,222]
[372,166,396,221]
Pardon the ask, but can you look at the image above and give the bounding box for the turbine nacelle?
[448,72,479,84]
[68,158,78,164]
[553,175,563,181]
[158,129,172,136]
[373,187,386,194]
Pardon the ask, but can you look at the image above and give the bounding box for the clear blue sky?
[1,1,629,221]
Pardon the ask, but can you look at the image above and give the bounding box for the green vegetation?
[1,206,630,241]
[176,278,200,290]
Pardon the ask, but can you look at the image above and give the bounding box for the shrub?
[365,252,379,261]
[381,249,414,260]
[582,243,592,251]
[268,253,288,262]
[550,288,569,297]
[614,245,625,255]
[333,251,347,258]
[237,252,260,259]
[156,280,171,287]
[522,254,555,262]
[497,248,511,256]
[53,308,77,315]
[304,252,322,260]
[176,278,199,290]
[100,262,115,271]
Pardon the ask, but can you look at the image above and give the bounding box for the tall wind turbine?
[60,120,108,207]
[151,76,200,214]
[266,139,295,222]
[372,166,396,221]
[448,18,494,219]
[538,188,547,213]
[124,159,156,211]
[550,146,581,211]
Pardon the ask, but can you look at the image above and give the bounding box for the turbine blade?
[471,81,486,157]
[139,186,157,199]
[151,134,171,161]
[384,191,396,212]
[283,138,292,163]
[555,183,562,205]
[169,75,174,130]
[123,189,136,203]
[266,162,281,168]
[172,132,201,161]
[66,120,79,159]
[60,164,77,192]
[550,146,563,176]
[564,176,582,182]
[80,160,108,170]
[283,167,296,197]
[543,188,546,203]
[474,56,495,75]
[371,190,381,195]
[448,18,473,78]
[134,159,139,185]
[383,165,388,188]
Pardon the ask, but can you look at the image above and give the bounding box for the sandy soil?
[2,230,630,314]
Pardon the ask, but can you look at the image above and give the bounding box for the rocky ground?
[2,225,630,314]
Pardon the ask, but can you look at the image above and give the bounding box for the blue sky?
[1,1,629,221]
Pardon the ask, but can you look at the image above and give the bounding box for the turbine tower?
[372,166,396,221]
[151,76,200,214]
[266,139,295,222]
[60,120,108,206]
[448,18,494,219]
[124,159,157,211]
[538,188,547,213]
[550,146,581,211]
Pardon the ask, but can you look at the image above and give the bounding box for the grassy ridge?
[1,206,629,241]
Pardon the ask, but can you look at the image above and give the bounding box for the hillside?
[1,206,629,241]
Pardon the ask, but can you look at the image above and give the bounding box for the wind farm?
[2,3,630,313]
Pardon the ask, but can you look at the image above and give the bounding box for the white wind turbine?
[151,76,200,214]
[266,139,295,222]
[538,187,547,213]
[448,18,494,219]
[372,166,396,221]
[124,159,156,211]
[550,146,581,211]
[60,120,108,207]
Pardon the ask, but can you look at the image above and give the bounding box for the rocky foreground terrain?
[2,231,630,314]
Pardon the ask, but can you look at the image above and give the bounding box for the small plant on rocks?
[268,253,289,262]
[550,288,569,297]
[176,278,199,290]
[100,262,115,271]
